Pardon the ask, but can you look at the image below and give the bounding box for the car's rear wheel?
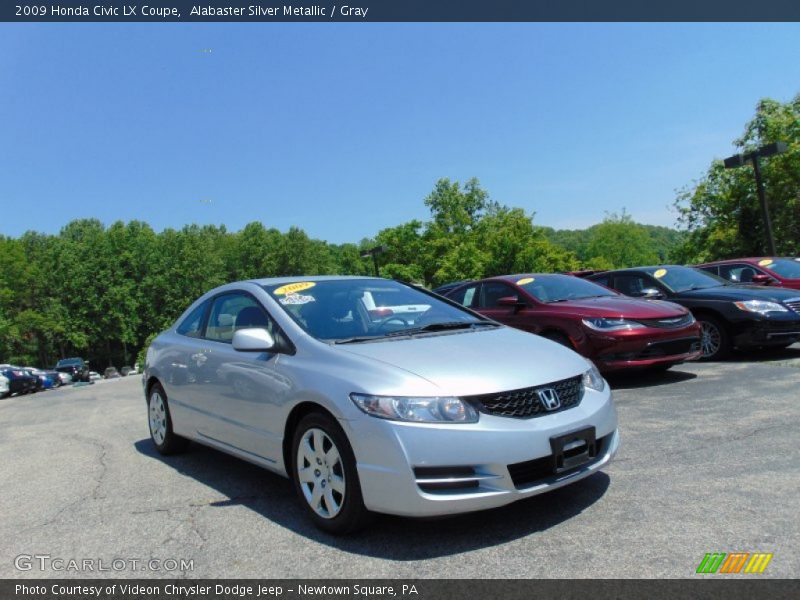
[148,383,189,455]
[697,315,731,360]
[291,412,372,534]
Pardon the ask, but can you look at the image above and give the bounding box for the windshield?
[518,274,617,303]
[646,266,726,293]
[56,358,82,367]
[765,258,800,279]
[263,279,490,342]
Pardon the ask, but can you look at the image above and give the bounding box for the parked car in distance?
[697,257,800,290]
[121,365,140,376]
[104,367,121,379]
[0,366,38,395]
[89,371,102,382]
[443,274,701,373]
[587,266,800,360]
[25,367,57,390]
[0,374,9,399]
[145,276,619,533]
[56,371,73,385]
[431,280,473,296]
[55,357,91,383]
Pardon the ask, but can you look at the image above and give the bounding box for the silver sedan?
[144,276,618,533]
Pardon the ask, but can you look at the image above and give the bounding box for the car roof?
[247,275,384,286]
[697,257,777,266]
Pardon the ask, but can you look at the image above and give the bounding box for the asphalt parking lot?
[2,347,799,579]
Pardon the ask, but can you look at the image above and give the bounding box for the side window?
[448,284,480,308]
[719,263,760,283]
[176,301,208,338]
[698,265,719,276]
[205,293,274,343]
[480,282,518,308]
[591,275,610,287]
[612,274,650,297]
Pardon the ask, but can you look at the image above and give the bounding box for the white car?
[89,371,102,381]
[0,374,9,399]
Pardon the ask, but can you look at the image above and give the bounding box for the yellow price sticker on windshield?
[517,277,535,285]
[654,268,667,279]
[758,259,773,267]
[273,281,316,296]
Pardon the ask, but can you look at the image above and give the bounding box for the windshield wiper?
[384,321,497,337]
[332,336,381,345]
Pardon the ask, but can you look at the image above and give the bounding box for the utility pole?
[723,142,787,256]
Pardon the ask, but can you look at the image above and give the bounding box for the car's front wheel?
[148,383,189,455]
[291,412,372,534]
[697,315,731,360]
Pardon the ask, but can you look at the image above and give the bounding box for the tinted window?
[645,266,725,293]
[205,293,272,343]
[448,284,480,308]
[612,274,651,297]
[718,264,761,283]
[765,258,800,279]
[518,274,616,303]
[177,301,208,338]
[480,282,518,308]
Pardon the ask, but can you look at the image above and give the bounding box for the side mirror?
[751,274,774,285]
[496,296,526,310]
[232,328,275,352]
[639,288,665,300]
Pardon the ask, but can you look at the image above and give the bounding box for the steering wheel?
[376,316,410,332]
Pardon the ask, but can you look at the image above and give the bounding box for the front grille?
[637,313,695,329]
[508,433,611,489]
[465,376,584,419]
[784,298,800,314]
[639,337,701,358]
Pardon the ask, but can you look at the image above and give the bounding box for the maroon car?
[444,274,702,372]
[696,257,800,291]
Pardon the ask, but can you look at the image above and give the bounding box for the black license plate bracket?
[550,427,597,473]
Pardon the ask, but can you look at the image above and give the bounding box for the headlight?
[734,300,788,315]
[350,393,479,423]
[582,317,645,331]
[582,363,605,392]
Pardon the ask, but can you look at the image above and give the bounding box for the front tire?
[697,315,732,360]
[148,383,189,455]
[291,412,372,534]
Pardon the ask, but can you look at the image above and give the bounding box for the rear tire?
[697,315,731,361]
[147,383,189,455]
[291,412,373,534]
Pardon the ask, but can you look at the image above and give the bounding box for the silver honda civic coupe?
[144,276,619,533]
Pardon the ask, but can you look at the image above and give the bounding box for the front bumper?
[732,317,800,347]
[344,386,617,517]
[584,326,702,372]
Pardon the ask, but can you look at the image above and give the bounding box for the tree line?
[1,94,797,369]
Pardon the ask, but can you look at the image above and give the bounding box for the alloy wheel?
[296,428,346,519]
[699,321,722,358]
[149,391,167,445]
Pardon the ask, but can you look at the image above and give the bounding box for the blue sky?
[1,23,799,243]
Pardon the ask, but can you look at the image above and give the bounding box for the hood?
[553,296,688,318]
[336,326,591,396]
[678,285,800,303]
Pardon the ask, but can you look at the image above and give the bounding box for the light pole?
[361,245,387,277]
[723,141,788,256]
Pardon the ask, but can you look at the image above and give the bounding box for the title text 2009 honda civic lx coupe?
[144,277,619,533]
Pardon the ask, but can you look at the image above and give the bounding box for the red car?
[697,257,800,291]
[444,274,702,372]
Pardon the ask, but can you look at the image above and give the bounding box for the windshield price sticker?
[654,268,668,278]
[517,277,535,285]
[274,281,316,295]
[758,259,774,266]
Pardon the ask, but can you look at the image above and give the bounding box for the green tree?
[675,95,800,262]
